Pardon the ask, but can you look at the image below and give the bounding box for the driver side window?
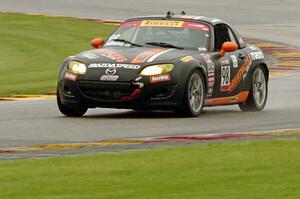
[214,24,238,51]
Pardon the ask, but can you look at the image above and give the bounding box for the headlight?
[67,61,87,74]
[140,64,174,76]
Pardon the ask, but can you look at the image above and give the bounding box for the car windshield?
[104,20,210,51]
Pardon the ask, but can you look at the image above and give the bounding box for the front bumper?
[58,73,182,110]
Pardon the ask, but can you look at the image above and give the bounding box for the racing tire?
[177,70,205,117]
[239,66,268,111]
[57,90,88,117]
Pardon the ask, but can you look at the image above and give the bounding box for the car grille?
[79,80,136,101]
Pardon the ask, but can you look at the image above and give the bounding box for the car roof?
[127,15,229,26]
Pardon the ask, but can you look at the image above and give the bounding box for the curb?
[246,38,300,77]
[0,129,299,157]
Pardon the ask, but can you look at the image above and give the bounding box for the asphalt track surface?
[1,0,300,148]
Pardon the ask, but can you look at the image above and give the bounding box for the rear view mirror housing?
[219,42,238,57]
[91,38,104,49]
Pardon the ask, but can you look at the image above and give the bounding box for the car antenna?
[166,11,174,19]
[181,11,186,15]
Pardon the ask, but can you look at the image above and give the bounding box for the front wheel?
[239,66,268,111]
[57,90,88,117]
[178,70,205,117]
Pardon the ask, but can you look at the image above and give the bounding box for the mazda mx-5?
[57,12,268,117]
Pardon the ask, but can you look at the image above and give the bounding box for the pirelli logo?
[140,20,184,27]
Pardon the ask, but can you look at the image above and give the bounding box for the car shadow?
[81,107,246,119]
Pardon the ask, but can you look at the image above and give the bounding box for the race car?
[57,12,268,117]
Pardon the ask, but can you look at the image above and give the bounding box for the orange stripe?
[131,48,165,63]
[204,91,249,106]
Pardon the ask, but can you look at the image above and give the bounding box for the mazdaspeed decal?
[229,54,252,92]
[88,63,141,69]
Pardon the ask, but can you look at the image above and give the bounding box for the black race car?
[57,12,268,117]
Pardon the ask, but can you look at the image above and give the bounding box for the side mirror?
[219,42,238,57]
[91,38,104,49]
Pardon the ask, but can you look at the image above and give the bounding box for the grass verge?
[0,13,116,96]
[0,139,299,199]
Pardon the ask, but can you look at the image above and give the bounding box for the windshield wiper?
[145,42,184,50]
[111,39,143,47]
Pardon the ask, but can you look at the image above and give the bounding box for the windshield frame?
[104,18,213,51]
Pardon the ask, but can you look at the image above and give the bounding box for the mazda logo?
[105,68,117,75]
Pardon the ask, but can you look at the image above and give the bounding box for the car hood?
[75,46,198,64]
[73,46,202,82]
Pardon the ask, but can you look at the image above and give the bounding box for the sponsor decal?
[104,41,131,47]
[100,75,119,81]
[207,63,215,77]
[64,72,77,81]
[88,63,141,70]
[119,20,142,29]
[207,61,215,97]
[98,49,127,62]
[229,54,252,92]
[181,56,195,63]
[149,74,170,83]
[141,20,184,27]
[208,77,215,82]
[131,48,165,64]
[203,54,212,63]
[231,55,238,68]
[105,68,117,75]
[250,51,264,60]
[208,77,215,87]
[198,47,207,51]
[108,34,121,40]
[183,22,209,31]
[119,20,209,32]
[220,58,230,66]
[221,66,231,91]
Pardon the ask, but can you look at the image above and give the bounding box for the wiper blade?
[112,39,143,47]
[145,42,184,50]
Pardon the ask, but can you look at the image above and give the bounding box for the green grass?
[0,139,299,199]
[0,13,116,96]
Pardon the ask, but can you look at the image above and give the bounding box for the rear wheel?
[178,70,205,117]
[57,90,88,117]
[239,66,268,111]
